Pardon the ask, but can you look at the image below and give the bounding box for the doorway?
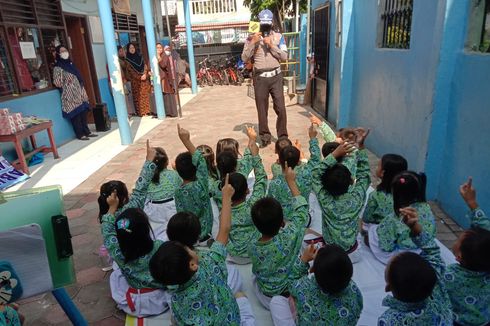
[64,15,101,122]
[312,4,330,118]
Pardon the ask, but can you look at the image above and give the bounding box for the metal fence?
[379,0,413,49]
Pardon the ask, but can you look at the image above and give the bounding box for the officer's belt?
[256,67,282,78]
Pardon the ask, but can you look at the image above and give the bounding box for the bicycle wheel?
[206,74,214,86]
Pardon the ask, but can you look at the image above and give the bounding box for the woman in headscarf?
[124,43,151,116]
[156,43,178,117]
[53,45,97,141]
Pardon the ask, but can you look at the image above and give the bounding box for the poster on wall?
[112,0,131,15]
[19,42,36,59]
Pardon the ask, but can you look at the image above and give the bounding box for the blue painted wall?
[0,91,75,161]
[348,0,446,171]
[436,53,490,227]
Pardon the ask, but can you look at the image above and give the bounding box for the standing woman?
[156,43,178,117]
[53,45,96,141]
[125,43,151,116]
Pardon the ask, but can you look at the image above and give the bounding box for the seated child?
[270,245,363,326]
[0,262,24,326]
[144,147,182,241]
[174,125,213,244]
[97,139,157,221]
[311,129,371,263]
[216,136,254,178]
[102,202,167,317]
[444,177,490,326]
[271,137,293,177]
[227,150,267,264]
[211,127,259,210]
[379,207,453,325]
[196,144,219,183]
[369,171,436,264]
[268,124,320,220]
[362,154,408,226]
[166,211,243,294]
[150,175,256,326]
[249,166,309,309]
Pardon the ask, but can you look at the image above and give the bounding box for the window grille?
[191,0,237,15]
[379,0,413,49]
[112,12,139,32]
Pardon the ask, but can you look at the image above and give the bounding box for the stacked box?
[0,115,17,135]
[11,112,25,131]
[0,108,10,116]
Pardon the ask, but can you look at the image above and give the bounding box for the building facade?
[310,0,490,227]
[0,0,163,160]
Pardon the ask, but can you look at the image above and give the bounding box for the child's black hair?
[377,154,408,193]
[149,241,194,286]
[314,245,353,294]
[216,138,240,158]
[115,208,154,263]
[387,252,437,303]
[275,136,292,154]
[166,212,201,249]
[251,197,284,237]
[279,146,300,169]
[175,152,197,181]
[459,226,490,273]
[391,171,427,215]
[227,172,248,202]
[197,144,218,180]
[217,151,238,181]
[321,164,352,197]
[98,181,129,222]
[338,128,356,142]
[321,142,340,158]
[152,147,169,184]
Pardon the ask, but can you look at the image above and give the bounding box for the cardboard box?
[0,125,17,135]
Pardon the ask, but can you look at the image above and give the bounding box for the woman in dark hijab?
[125,43,151,116]
[53,45,97,140]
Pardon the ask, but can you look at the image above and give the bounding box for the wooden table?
[0,121,60,174]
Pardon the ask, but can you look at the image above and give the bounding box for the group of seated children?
[94,117,489,326]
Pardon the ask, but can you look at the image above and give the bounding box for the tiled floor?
[15,85,463,325]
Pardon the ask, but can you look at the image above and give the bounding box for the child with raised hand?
[150,175,256,326]
[310,113,336,143]
[174,124,213,245]
[369,171,436,264]
[444,177,490,326]
[311,129,371,263]
[268,124,320,220]
[211,126,260,210]
[270,244,363,326]
[101,171,168,317]
[379,207,453,325]
[97,139,157,222]
[249,164,309,309]
[362,154,408,225]
[143,147,182,241]
[226,128,267,264]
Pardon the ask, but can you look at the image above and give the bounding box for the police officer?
[242,9,288,147]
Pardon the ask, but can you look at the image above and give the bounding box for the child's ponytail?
[391,171,427,215]
[152,147,169,184]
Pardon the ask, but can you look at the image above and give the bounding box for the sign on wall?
[0,156,29,191]
[112,0,131,15]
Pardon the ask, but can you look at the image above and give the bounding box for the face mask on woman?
[164,50,171,56]
[60,52,69,60]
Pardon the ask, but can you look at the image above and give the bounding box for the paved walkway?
[18,85,463,325]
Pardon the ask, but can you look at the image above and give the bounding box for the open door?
[65,15,101,123]
[312,4,330,118]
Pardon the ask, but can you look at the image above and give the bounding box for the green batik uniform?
[378,231,453,325]
[290,277,363,326]
[268,138,321,219]
[444,208,490,326]
[249,196,309,296]
[317,122,337,142]
[376,202,436,252]
[362,190,394,224]
[312,150,371,251]
[146,169,182,201]
[211,147,255,210]
[174,150,213,240]
[168,242,241,325]
[227,155,267,258]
